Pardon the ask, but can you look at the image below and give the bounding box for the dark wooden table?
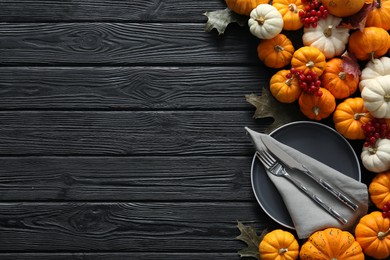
[0,1,377,259]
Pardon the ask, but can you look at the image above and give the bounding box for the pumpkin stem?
[338,71,346,80]
[256,16,265,25]
[278,248,288,254]
[306,60,315,68]
[354,113,367,120]
[274,45,284,52]
[384,93,390,102]
[324,25,333,38]
[377,0,382,8]
[288,4,298,13]
[368,147,377,154]
[313,106,320,116]
[370,52,376,63]
[285,76,294,86]
[377,228,390,240]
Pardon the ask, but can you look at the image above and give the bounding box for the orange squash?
[321,58,359,99]
[291,46,326,76]
[369,171,390,209]
[259,229,299,260]
[355,211,390,259]
[257,34,295,69]
[366,0,390,30]
[269,69,302,103]
[225,0,270,15]
[333,97,372,140]
[298,88,336,120]
[300,228,364,260]
[321,0,365,17]
[272,0,304,31]
[348,27,390,61]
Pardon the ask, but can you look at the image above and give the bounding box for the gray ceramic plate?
[250,121,361,229]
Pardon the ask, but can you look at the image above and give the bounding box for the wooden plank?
[0,111,272,155]
[0,0,227,22]
[0,66,271,110]
[0,23,260,65]
[0,202,273,252]
[0,156,253,201]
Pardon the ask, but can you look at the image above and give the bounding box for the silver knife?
[259,135,358,211]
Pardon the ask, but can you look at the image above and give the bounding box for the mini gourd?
[225,0,270,16]
[366,0,390,30]
[248,4,284,40]
[369,171,390,209]
[361,75,390,118]
[299,88,336,120]
[259,229,299,260]
[321,0,366,17]
[269,69,302,103]
[360,56,390,91]
[361,138,390,173]
[257,34,295,69]
[272,0,304,31]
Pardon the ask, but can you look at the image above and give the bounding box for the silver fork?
[256,151,348,225]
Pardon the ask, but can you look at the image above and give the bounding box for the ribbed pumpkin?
[225,0,270,15]
[300,228,364,260]
[272,0,304,31]
[321,0,366,17]
[333,97,372,140]
[369,171,390,209]
[269,69,302,103]
[291,46,326,76]
[348,27,390,61]
[298,88,336,120]
[321,58,359,99]
[355,211,390,259]
[366,0,390,30]
[259,229,299,260]
[257,34,295,69]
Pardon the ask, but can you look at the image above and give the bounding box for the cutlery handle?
[283,171,348,225]
[301,166,358,211]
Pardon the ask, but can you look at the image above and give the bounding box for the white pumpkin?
[361,138,390,173]
[302,14,349,59]
[359,56,390,91]
[361,75,390,118]
[248,4,283,40]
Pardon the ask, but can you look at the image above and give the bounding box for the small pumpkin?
[366,0,390,30]
[291,46,326,76]
[355,211,390,259]
[361,75,390,118]
[259,229,299,260]
[272,0,304,31]
[257,34,295,69]
[269,69,302,103]
[348,27,390,61]
[361,138,390,173]
[300,227,364,260]
[298,88,336,120]
[369,171,390,209]
[225,0,270,16]
[360,56,390,91]
[302,14,350,59]
[321,58,359,99]
[321,0,366,17]
[248,4,284,40]
[333,97,372,140]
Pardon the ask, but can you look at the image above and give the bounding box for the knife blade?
[259,135,358,211]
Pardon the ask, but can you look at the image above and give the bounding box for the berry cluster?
[361,118,390,147]
[286,68,322,96]
[299,0,329,28]
[382,201,390,219]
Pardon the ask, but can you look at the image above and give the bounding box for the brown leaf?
[245,88,305,133]
[337,2,376,31]
[236,221,267,259]
[203,8,247,35]
[341,51,361,78]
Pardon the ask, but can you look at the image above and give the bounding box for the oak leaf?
[203,8,247,35]
[236,221,267,259]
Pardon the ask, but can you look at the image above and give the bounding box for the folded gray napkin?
[245,127,368,239]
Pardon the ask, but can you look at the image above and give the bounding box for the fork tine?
[256,151,273,168]
[262,151,277,164]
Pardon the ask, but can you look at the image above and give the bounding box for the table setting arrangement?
[204,0,390,259]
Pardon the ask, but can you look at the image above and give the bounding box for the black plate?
[250,121,361,229]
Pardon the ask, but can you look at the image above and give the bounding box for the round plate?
[250,121,361,229]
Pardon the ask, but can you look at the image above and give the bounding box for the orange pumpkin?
[272,0,304,31]
[300,228,364,260]
[321,58,359,99]
[333,97,372,140]
[369,171,390,209]
[321,0,365,17]
[291,46,326,76]
[355,211,390,259]
[257,34,295,69]
[298,88,336,120]
[225,0,270,15]
[366,0,390,30]
[269,69,302,103]
[348,27,390,61]
[259,229,299,260]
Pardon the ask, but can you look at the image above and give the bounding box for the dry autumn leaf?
[203,8,247,35]
[236,221,267,259]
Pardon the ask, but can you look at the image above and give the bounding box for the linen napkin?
[245,127,368,239]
